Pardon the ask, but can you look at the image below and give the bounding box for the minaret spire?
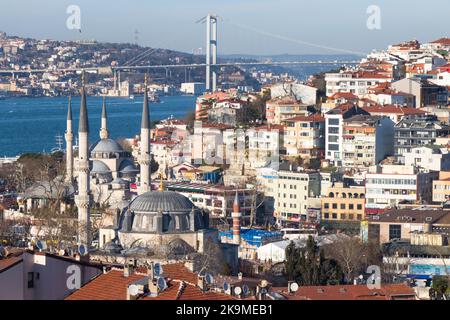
[65,96,74,183]
[75,71,91,251]
[138,74,151,194]
[100,96,109,139]
[232,190,241,245]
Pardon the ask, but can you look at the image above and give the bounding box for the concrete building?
[321,182,365,222]
[365,164,438,211]
[391,78,448,108]
[180,82,205,95]
[367,209,450,244]
[404,146,450,172]
[257,164,321,227]
[282,114,325,159]
[394,115,449,163]
[432,171,450,203]
[325,71,392,97]
[269,82,318,105]
[325,104,370,166]
[0,249,102,300]
[266,96,309,124]
[341,115,395,168]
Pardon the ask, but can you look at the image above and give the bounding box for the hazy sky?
[1,0,449,55]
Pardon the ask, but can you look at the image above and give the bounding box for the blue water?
[0,95,196,157]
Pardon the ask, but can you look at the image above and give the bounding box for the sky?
[0,0,449,56]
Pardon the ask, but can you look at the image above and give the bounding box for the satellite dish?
[36,240,47,251]
[78,244,87,256]
[260,280,268,288]
[157,277,167,291]
[234,286,242,295]
[290,282,299,292]
[242,284,250,296]
[205,273,214,285]
[223,282,230,292]
[128,284,139,296]
[153,263,163,276]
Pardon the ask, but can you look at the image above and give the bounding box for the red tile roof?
[66,263,234,301]
[274,284,415,300]
[284,114,325,122]
[362,105,427,115]
[431,38,450,45]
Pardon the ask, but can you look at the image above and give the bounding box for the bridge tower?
[205,14,218,92]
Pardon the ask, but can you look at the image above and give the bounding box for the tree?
[324,237,367,284]
[431,276,450,300]
[284,236,343,285]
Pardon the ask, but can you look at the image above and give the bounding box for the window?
[324,203,329,209]
[340,214,346,220]
[349,204,354,210]
[340,204,346,210]
[328,127,339,134]
[332,213,337,219]
[332,203,338,209]
[324,213,329,219]
[357,204,362,210]
[328,144,339,151]
[389,224,401,240]
[27,272,34,289]
[329,136,339,143]
[328,118,340,126]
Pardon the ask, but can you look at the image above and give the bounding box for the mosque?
[68,75,224,256]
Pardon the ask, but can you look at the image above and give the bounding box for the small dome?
[90,160,111,174]
[130,191,194,213]
[90,138,124,153]
[119,159,138,173]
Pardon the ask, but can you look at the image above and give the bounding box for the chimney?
[198,275,206,292]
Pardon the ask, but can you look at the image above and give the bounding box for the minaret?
[99,96,109,139]
[75,72,91,248]
[65,96,74,183]
[138,74,151,195]
[232,190,241,245]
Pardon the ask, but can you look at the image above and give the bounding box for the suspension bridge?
[0,14,363,89]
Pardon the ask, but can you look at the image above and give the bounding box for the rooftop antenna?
[233,286,242,296]
[78,244,87,256]
[36,240,47,252]
[157,277,167,291]
[205,273,214,285]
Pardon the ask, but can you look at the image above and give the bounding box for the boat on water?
[148,92,160,103]
[129,95,135,100]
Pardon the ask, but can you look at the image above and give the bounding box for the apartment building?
[404,146,450,172]
[432,171,450,203]
[321,182,365,222]
[247,124,285,169]
[325,104,370,166]
[266,96,309,124]
[394,115,449,163]
[391,78,448,108]
[282,114,325,159]
[341,115,395,168]
[257,165,320,227]
[365,164,438,211]
[325,71,392,97]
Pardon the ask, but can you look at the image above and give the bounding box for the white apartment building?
[341,115,395,168]
[325,105,370,166]
[325,71,392,97]
[403,146,450,172]
[365,164,438,210]
[257,166,320,227]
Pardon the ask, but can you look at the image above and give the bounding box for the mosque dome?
[90,138,124,153]
[119,159,139,174]
[121,191,208,234]
[90,160,111,174]
[129,191,195,213]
